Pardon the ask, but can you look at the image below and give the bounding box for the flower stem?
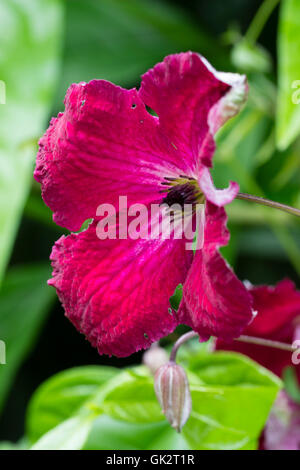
[236,335,296,352]
[236,192,300,218]
[245,0,281,43]
[170,331,198,362]
[170,330,297,362]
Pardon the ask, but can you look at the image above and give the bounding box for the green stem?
[245,0,281,43]
[236,192,300,218]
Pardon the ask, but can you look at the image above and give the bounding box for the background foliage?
[0,0,299,449]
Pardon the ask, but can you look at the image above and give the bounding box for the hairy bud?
[154,361,191,432]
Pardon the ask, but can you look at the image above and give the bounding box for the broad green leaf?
[55,0,223,108]
[31,416,93,451]
[0,264,55,412]
[0,0,63,284]
[98,368,163,424]
[31,414,189,451]
[27,365,119,443]
[28,366,190,450]
[87,354,280,450]
[26,351,281,450]
[84,416,189,451]
[183,350,282,387]
[180,351,282,450]
[276,0,300,149]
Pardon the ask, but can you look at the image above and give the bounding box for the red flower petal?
[35,53,250,357]
[49,221,193,357]
[35,53,247,232]
[35,80,187,231]
[178,202,253,340]
[247,280,300,337]
[139,52,247,170]
[198,167,239,207]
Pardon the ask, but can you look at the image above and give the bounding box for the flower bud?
[143,345,169,375]
[154,361,191,432]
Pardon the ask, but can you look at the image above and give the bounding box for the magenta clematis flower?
[34,52,254,357]
[217,279,300,380]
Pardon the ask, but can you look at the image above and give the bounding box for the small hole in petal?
[144,333,149,339]
[131,103,136,109]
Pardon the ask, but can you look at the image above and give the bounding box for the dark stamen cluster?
[160,175,204,210]
[161,183,198,207]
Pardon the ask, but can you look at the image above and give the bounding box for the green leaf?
[27,365,119,443]
[181,351,282,450]
[276,0,300,149]
[55,0,222,108]
[184,350,282,386]
[98,368,163,424]
[0,0,63,284]
[27,365,188,450]
[25,350,281,450]
[169,284,183,311]
[84,416,189,450]
[31,416,93,451]
[0,264,55,412]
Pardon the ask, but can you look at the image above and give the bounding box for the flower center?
[160,175,204,209]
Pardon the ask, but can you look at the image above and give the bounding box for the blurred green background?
[0,0,299,443]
